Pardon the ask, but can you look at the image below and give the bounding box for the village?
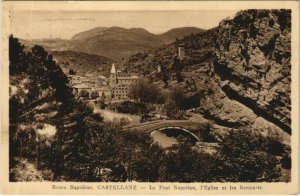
[66,63,139,103]
[64,42,195,102]
[60,43,198,123]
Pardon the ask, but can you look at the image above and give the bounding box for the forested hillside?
[123,27,218,76]
[50,50,112,76]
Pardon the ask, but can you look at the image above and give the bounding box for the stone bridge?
[122,120,209,142]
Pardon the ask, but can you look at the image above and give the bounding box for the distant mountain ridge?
[22,26,205,60]
[71,26,108,41]
[71,26,203,40]
[70,26,204,60]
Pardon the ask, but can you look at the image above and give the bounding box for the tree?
[9,35,29,75]
[165,86,186,116]
[83,118,121,181]
[79,90,90,99]
[69,69,76,75]
[217,128,281,182]
[90,91,99,99]
[176,71,183,83]
[164,98,181,119]
[115,101,146,115]
[181,93,201,110]
[129,82,140,103]
[158,140,219,182]
[9,36,74,181]
[129,78,164,104]
[101,92,106,101]
[116,132,164,182]
[29,44,73,112]
[98,92,107,109]
[161,70,169,88]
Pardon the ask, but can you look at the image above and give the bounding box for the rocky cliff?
[214,10,291,134]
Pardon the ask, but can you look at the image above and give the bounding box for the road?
[122,112,209,132]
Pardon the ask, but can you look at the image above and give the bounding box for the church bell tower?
[110,63,117,87]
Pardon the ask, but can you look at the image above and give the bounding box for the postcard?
[1,1,299,195]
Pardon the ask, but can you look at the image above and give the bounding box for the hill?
[70,26,160,60]
[71,26,108,41]
[158,27,206,43]
[123,27,217,75]
[50,50,112,76]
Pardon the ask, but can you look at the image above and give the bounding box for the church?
[109,63,139,100]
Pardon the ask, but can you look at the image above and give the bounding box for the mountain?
[123,10,291,141]
[70,26,205,60]
[21,27,205,61]
[71,26,108,41]
[70,27,159,60]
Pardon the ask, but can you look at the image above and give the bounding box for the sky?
[10,10,238,40]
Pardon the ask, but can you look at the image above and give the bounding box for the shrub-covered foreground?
[9,36,289,182]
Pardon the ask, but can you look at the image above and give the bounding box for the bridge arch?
[150,126,201,143]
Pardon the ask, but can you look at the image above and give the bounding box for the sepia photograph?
[1,1,299,195]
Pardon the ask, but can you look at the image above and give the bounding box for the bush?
[264,129,285,156]
[119,117,130,126]
[192,122,216,142]
[158,141,220,182]
[90,91,99,99]
[281,155,291,169]
[163,99,182,120]
[115,101,146,115]
[79,90,90,99]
